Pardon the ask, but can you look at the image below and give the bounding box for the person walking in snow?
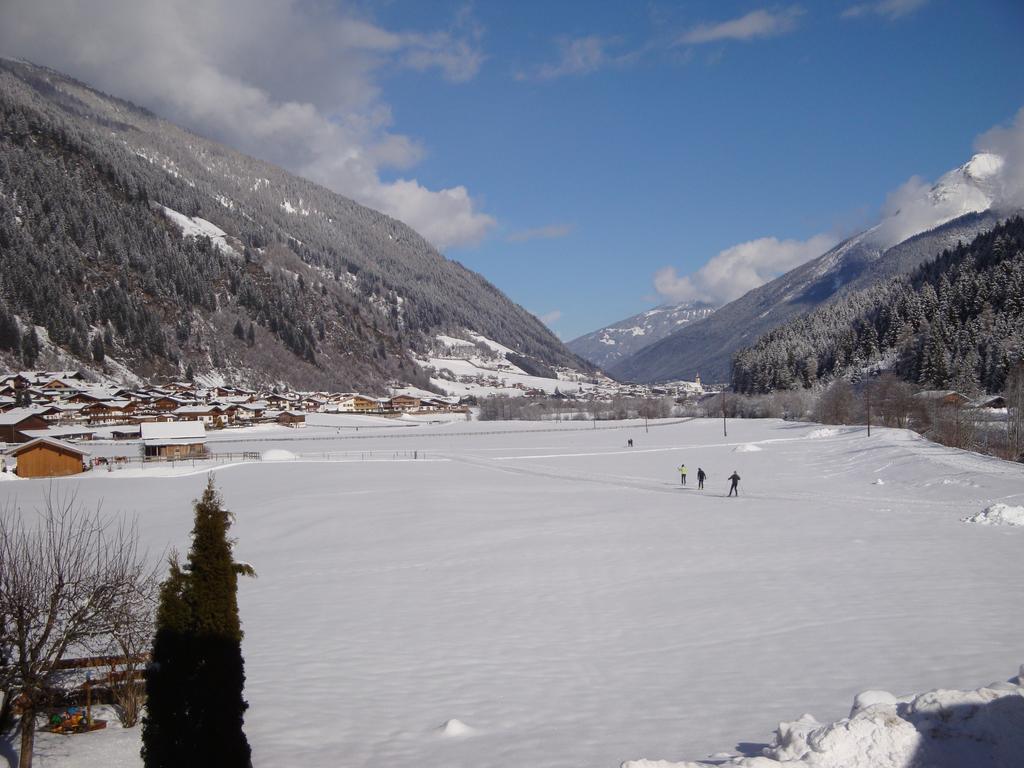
[678,463,688,486]
[628,438,633,448]
[727,470,740,497]
[697,467,706,490]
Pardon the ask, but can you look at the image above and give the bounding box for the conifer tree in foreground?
[142,478,254,768]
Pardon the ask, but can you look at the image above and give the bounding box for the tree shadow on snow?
[0,730,17,768]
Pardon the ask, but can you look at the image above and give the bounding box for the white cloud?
[539,310,563,326]
[976,106,1024,213]
[651,105,1024,309]
[653,234,838,305]
[507,223,574,242]
[0,0,493,250]
[678,7,803,45]
[526,35,642,80]
[842,0,928,20]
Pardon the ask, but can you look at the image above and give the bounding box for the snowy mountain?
[611,153,1010,384]
[0,59,590,390]
[567,302,716,370]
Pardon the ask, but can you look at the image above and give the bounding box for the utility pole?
[865,381,872,437]
[721,389,728,438]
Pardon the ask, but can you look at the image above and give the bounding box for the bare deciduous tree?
[0,490,157,768]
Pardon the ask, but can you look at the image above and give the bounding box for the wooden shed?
[141,422,207,460]
[8,437,89,478]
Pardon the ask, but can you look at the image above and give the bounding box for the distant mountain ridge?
[567,301,715,370]
[732,215,1024,395]
[608,153,1009,384]
[0,59,589,390]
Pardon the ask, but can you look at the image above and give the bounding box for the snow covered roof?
[0,407,49,425]
[6,436,90,458]
[20,426,97,440]
[141,421,206,444]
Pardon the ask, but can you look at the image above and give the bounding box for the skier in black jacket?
[697,467,706,490]
[727,471,740,497]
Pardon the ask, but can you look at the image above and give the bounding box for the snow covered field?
[5,418,1024,767]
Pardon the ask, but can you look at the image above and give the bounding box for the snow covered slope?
[0,58,587,389]
[10,419,1024,768]
[568,302,715,370]
[419,331,608,397]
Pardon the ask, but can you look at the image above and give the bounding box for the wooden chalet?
[388,395,421,412]
[276,410,307,427]
[0,408,50,443]
[173,405,220,424]
[8,437,89,478]
[338,395,382,413]
[914,390,971,407]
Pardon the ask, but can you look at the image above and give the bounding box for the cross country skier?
[728,470,740,497]
[678,463,688,486]
[697,467,706,489]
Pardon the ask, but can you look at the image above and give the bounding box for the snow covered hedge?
[624,668,1024,768]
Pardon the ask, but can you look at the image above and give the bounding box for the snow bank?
[962,503,1024,527]
[623,670,1024,768]
[438,718,474,737]
[734,443,762,453]
[262,449,298,462]
[806,428,839,439]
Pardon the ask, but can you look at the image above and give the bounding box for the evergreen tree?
[92,333,105,363]
[185,479,252,767]
[0,308,20,352]
[141,479,253,768]
[20,327,39,366]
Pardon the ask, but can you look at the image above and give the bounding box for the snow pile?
[438,718,474,737]
[261,449,298,462]
[962,503,1024,527]
[805,428,839,439]
[623,671,1024,768]
[873,478,885,485]
[734,444,762,453]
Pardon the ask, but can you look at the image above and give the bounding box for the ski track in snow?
[10,418,1024,768]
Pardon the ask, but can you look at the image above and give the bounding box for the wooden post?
[85,673,92,728]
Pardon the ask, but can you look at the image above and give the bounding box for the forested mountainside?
[732,216,1024,395]
[609,211,1003,384]
[567,301,714,370]
[0,59,585,390]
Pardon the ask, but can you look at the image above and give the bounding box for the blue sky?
[3,0,1022,340]
[370,0,1024,338]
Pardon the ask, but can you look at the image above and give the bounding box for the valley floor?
[4,417,1024,767]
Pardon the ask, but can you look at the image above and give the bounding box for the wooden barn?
[141,422,207,460]
[8,437,89,478]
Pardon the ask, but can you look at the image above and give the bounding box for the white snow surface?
[962,503,1024,527]
[734,443,762,452]
[261,448,298,462]
[9,419,1024,768]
